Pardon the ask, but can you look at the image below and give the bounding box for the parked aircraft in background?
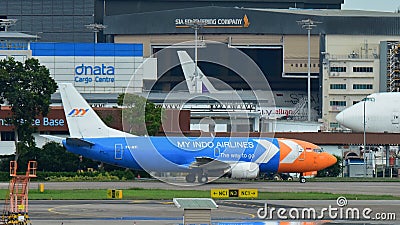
[49,83,336,183]
[336,92,400,133]
[177,50,217,94]
[177,50,319,120]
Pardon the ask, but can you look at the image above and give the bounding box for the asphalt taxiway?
[0,181,399,224]
[7,199,399,225]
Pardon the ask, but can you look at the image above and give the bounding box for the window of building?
[330,84,346,89]
[330,101,346,107]
[353,101,360,105]
[1,132,15,141]
[330,122,339,128]
[353,67,373,72]
[353,84,373,89]
[330,67,346,72]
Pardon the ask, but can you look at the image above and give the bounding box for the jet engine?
[228,162,259,179]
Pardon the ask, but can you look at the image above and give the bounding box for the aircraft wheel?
[273,174,281,181]
[198,174,208,183]
[300,177,306,183]
[185,173,196,183]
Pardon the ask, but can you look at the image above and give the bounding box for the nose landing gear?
[198,174,208,183]
[299,173,306,183]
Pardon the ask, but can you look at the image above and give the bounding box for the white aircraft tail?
[177,51,217,94]
[59,83,129,138]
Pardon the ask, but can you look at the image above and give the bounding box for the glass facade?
[0,0,95,42]
[31,43,144,93]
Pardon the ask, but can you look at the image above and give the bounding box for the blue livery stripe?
[63,136,281,173]
[31,42,143,57]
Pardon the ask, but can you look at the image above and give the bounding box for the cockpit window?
[361,97,375,102]
[313,148,323,153]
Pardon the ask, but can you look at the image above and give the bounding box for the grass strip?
[307,177,400,182]
[0,188,397,200]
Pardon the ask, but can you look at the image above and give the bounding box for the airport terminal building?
[1,0,400,133]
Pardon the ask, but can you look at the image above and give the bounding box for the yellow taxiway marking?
[48,204,102,217]
[160,201,174,205]
[217,208,256,218]
[130,200,148,203]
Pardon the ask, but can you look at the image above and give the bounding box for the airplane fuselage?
[63,136,335,175]
[57,83,337,183]
[336,92,400,133]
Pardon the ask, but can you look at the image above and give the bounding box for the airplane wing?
[65,138,95,147]
[190,157,231,171]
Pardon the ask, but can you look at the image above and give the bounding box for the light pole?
[186,21,206,94]
[85,23,107,43]
[363,99,366,177]
[297,19,320,121]
[362,97,375,177]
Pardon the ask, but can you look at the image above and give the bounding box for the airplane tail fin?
[58,83,128,138]
[177,51,217,93]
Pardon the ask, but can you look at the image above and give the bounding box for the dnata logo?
[68,108,89,117]
[75,64,115,75]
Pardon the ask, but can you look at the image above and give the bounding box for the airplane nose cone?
[335,103,365,132]
[336,111,344,124]
[326,153,337,167]
[318,153,337,170]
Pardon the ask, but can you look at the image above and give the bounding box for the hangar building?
[103,3,400,130]
[1,0,400,132]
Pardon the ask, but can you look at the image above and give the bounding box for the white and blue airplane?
[50,83,336,183]
[336,92,400,133]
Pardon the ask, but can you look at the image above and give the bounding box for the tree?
[0,57,57,158]
[117,93,163,136]
[317,155,342,177]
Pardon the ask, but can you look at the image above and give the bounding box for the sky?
[342,0,400,12]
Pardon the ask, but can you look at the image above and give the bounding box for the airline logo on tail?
[68,108,89,117]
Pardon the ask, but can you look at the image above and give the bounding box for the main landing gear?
[185,172,208,183]
[185,173,196,183]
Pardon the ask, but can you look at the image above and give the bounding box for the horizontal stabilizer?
[40,135,65,144]
[66,138,94,147]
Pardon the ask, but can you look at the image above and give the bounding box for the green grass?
[307,177,400,182]
[0,188,397,200]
